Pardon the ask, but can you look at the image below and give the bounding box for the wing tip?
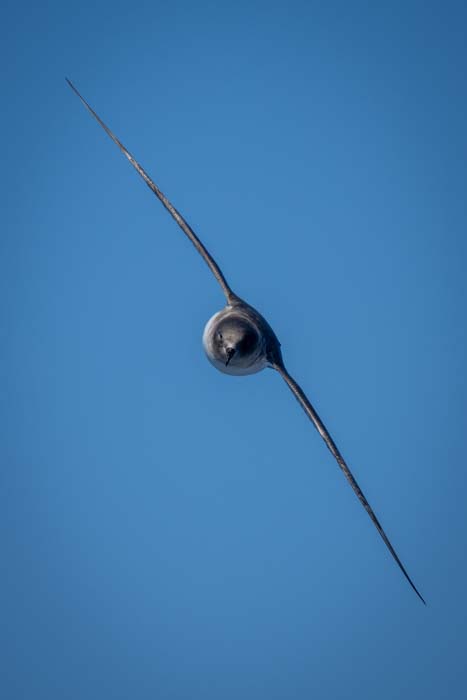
[65,78,80,100]
[413,586,427,606]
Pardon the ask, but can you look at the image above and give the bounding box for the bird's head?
[202,309,266,376]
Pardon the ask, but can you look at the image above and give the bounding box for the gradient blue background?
[3,1,467,698]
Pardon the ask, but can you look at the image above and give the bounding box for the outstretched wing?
[66,78,235,303]
[275,363,426,604]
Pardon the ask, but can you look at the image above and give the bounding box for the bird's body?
[66,78,426,605]
[202,296,282,376]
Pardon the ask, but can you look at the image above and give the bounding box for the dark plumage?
[67,78,425,605]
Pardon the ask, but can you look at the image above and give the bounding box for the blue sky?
[2,1,467,698]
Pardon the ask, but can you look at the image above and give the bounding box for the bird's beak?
[225,348,235,366]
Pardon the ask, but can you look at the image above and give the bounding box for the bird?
[66,78,426,605]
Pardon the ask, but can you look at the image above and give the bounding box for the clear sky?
[2,1,467,698]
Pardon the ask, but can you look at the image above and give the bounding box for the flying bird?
[66,78,425,605]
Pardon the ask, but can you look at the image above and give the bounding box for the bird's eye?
[218,332,223,340]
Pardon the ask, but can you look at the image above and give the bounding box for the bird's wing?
[66,79,235,303]
[274,363,426,604]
